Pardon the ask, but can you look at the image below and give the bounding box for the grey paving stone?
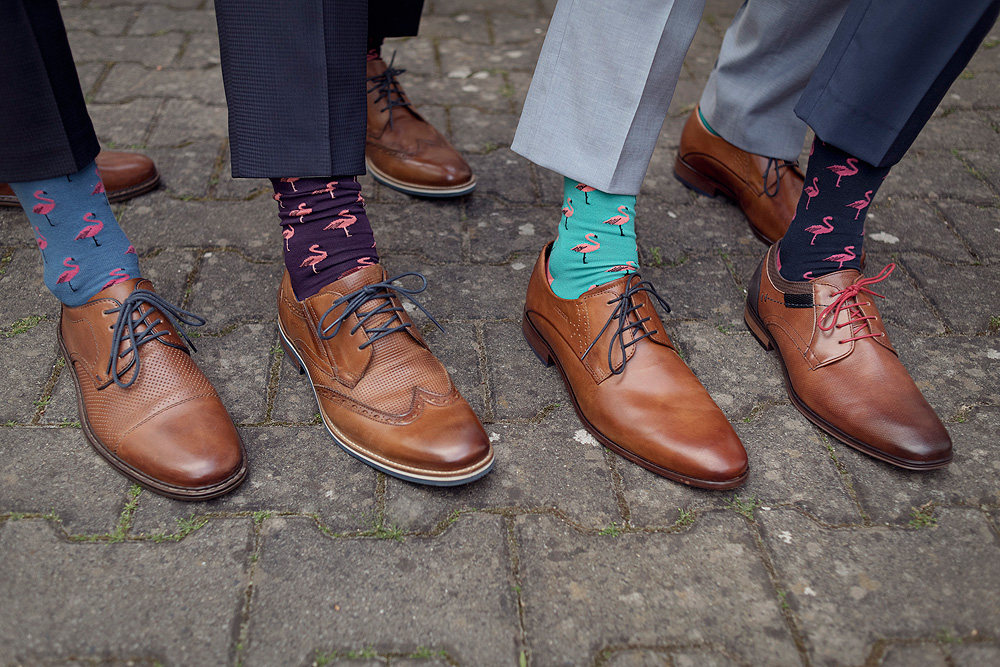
[602,650,670,667]
[62,7,138,35]
[421,322,488,419]
[484,320,566,422]
[0,428,129,535]
[117,193,278,259]
[946,71,1000,110]
[95,63,225,106]
[641,254,745,331]
[88,0,203,6]
[880,151,997,206]
[842,250,949,336]
[864,197,973,263]
[952,643,1000,666]
[213,151,270,201]
[934,199,1000,262]
[367,200,464,264]
[391,261,527,322]
[848,407,1000,525]
[195,323,272,424]
[637,201,762,267]
[450,107,519,156]
[148,99,228,146]
[673,650,739,667]
[466,199,550,264]
[244,514,520,666]
[402,73,512,114]
[0,249,59,324]
[760,508,1000,667]
[465,148,539,205]
[89,99,162,147]
[0,320,58,424]
[417,14,491,44]
[621,403,859,528]
[72,61,107,95]
[67,32,185,66]
[434,0,539,17]
[880,643,948,667]
[129,5,217,34]
[384,409,619,531]
[185,250,282,333]
[0,518,250,666]
[270,353,322,425]
[144,143,222,198]
[913,110,1000,153]
[516,512,800,666]
[132,426,375,535]
[961,148,1000,200]
[177,30,222,68]
[900,255,1000,334]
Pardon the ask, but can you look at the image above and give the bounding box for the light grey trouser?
[512,0,848,194]
[700,0,849,163]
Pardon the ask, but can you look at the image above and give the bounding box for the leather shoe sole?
[366,156,477,198]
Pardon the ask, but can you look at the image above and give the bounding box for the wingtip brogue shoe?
[744,245,952,469]
[59,278,246,499]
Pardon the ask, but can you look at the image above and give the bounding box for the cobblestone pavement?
[2,1,999,665]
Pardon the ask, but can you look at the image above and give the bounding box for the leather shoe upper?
[675,107,802,244]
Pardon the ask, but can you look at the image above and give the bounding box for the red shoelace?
[817,263,895,344]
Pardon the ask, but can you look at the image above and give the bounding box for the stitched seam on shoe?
[115,391,223,449]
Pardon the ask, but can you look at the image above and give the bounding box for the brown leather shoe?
[0,151,160,207]
[277,265,494,485]
[744,245,952,469]
[365,54,476,198]
[59,279,247,499]
[522,244,748,489]
[674,107,802,245]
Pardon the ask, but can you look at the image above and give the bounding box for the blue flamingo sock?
[9,159,141,307]
[548,178,638,299]
[777,138,890,281]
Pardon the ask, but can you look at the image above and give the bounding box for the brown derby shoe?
[522,244,748,489]
[59,278,246,499]
[365,54,476,198]
[674,106,802,245]
[744,246,952,469]
[1,151,160,207]
[277,265,494,485]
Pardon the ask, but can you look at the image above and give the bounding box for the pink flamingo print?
[324,210,357,237]
[827,158,858,187]
[34,227,47,251]
[289,203,312,223]
[100,267,131,291]
[803,271,816,280]
[575,183,596,204]
[300,245,327,273]
[33,191,55,225]
[91,170,106,195]
[605,260,638,273]
[280,177,300,192]
[602,205,631,236]
[845,190,872,220]
[561,197,574,229]
[823,245,856,270]
[804,177,819,209]
[273,193,285,209]
[311,181,339,198]
[125,245,136,255]
[805,216,835,245]
[282,227,294,251]
[357,190,364,204]
[357,256,377,266]
[57,257,79,291]
[75,212,104,246]
[571,233,600,264]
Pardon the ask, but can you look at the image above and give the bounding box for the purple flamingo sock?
[8,159,141,307]
[271,176,378,300]
[777,138,890,281]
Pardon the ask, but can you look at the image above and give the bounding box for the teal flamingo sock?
[9,160,141,306]
[548,178,638,299]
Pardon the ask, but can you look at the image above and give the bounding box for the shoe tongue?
[87,277,149,304]
[318,263,401,332]
[813,269,863,301]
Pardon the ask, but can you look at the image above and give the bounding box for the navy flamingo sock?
[777,138,890,281]
[271,176,378,300]
[9,159,141,306]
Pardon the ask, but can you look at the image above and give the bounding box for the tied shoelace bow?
[817,264,895,344]
[367,51,411,129]
[317,272,444,348]
[762,158,799,197]
[581,275,672,375]
[104,290,206,389]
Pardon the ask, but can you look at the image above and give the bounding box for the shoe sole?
[365,156,477,198]
[58,331,248,500]
[742,302,952,470]
[673,154,776,246]
[277,321,495,486]
[522,311,749,490]
[0,170,161,207]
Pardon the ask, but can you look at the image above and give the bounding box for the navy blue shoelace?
[367,51,411,129]
[581,276,672,375]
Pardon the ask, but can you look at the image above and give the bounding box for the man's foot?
[365,54,476,198]
[523,243,748,489]
[1,151,160,207]
[277,264,494,485]
[674,106,802,244]
[744,246,952,469]
[59,278,246,499]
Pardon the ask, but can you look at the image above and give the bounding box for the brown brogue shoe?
[1,151,160,207]
[277,265,494,485]
[522,244,748,489]
[744,246,952,469]
[59,279,246,499]
[365,54,476,198]
[674,107,802,244]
